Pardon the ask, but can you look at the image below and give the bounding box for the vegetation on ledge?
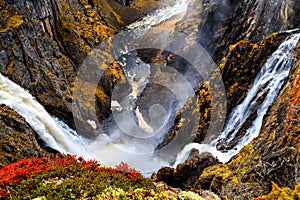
[253,183,300,200]
[0,154,219,199]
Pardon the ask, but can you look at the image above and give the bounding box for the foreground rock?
[154,153,219,189]
[0,105,54,167]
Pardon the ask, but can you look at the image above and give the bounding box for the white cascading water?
[0,74,93,159]
[86,0,193,173]
[0,0,191,173]
[175,33,300,165]
[0,0,299,174]
[126,0,189,31]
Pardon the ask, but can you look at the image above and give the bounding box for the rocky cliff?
[0,0,161,141]
[0,105,54,168]
[196,39,300,199]
[154,0,300,198]
[0,0,300,199]
[154,32,300,198]
[185,0,300,61]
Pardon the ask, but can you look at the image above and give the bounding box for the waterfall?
[0,74,93,159]
[175,33,300,165]
[0,0,191,173]
[84,0,193,173]
[126,0,189,31]
[1,0,299,174]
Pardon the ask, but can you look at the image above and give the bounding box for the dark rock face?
[174,0,300,62]
[0,0,160,138]
[154,31,300,197]
[137,0,300,152]
[0,0,116,137]
[156,31,294,152]
[154,153,219,189]
[186,39,300,199]
[0,105,54,167]
[149,1,300,195]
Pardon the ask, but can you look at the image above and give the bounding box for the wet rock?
[154,153,219,189]
[0,105,54,167]
[152,28,300,198]
[176,0,300,61]
[156,31,295,153]
[196,39,300,199]
[0,0,160,138]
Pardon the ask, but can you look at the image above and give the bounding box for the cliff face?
[153,0,300,198]
[140,0,300,151]
[196,40,300,199]
[0,0,160,139]
[0,105,53,168]
[154,31,300,195]
[0,0,300,198]
[181,0,300,61]
[0,0,159,163]
[155,32,293,152]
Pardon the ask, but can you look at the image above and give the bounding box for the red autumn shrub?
[115,162,142,181]
[0,153,100,189]
[0,153,141,193]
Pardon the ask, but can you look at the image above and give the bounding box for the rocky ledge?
[0,0,300,199]
[155,33,300,199]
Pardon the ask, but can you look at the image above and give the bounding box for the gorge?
[0,0,300,199]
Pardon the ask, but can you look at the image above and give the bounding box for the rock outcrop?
[0,105,54,167]
[179,0,300,61]
[153,153,219,189]
[0,0,160,139]
[0,0,160,165]
[152,2,300,197]
[154,30,300,198]
[155,31,296,152]
[136,0,300,152]
[195,39,300,199]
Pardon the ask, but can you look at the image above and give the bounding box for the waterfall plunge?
[0,74,93,159]
[0,0,191,173]
[0,0,299,173]
[176,33,300,164]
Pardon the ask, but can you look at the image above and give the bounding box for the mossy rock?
[0,105,54,168]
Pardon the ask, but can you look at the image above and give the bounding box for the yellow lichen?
[200,164,232,181]
[228,82,239,96]
[229,40,249,52]
[254,183,300,200]
[178,191,206,200]
[6,61,15,74]
[177,118,185,128]
[95,85,110,104]
[105,61,126,83]
[0,14,24,33]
